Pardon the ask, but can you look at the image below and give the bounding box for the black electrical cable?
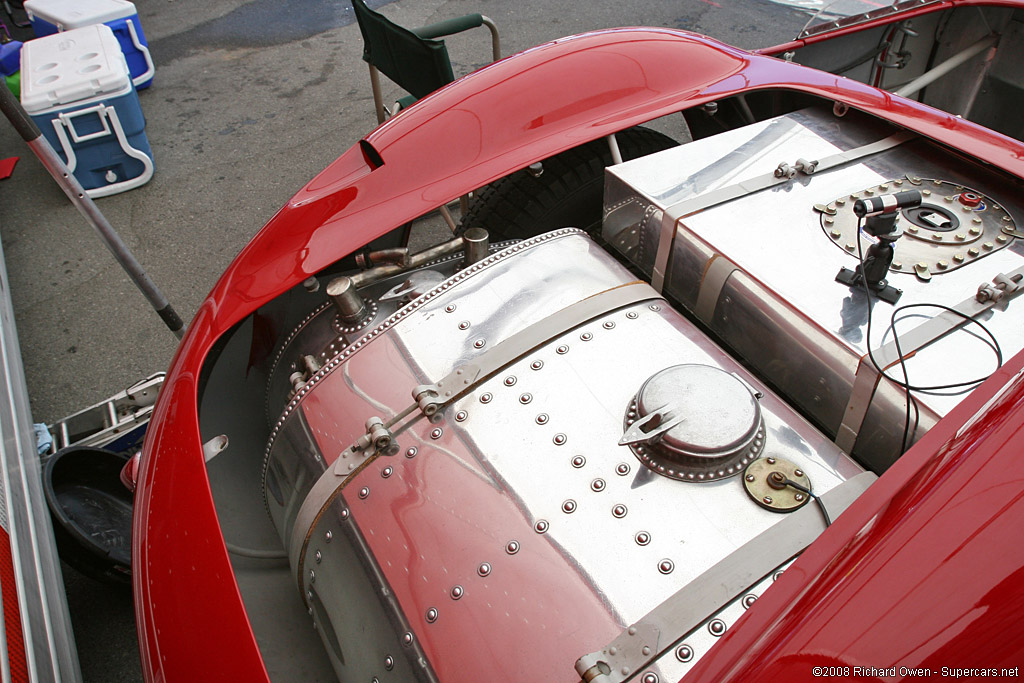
[840,213,1004,454]
[782,478,832,527]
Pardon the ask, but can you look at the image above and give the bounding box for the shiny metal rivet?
[830,229,842,239]
[506,540,520,555]
[504,376,517,386]
[480,392,493,404]
[309,569,316,583]
[742,594,757,609]
[340,508,349,520]
[984,241,994,250]
[445,304,456,313]
[535,519,549,534]
[997,235,1008,244]
[571,455,586,468]
[477,562,491,577]
[580,332,593,341]
[794,469,804,477]
[709,619,727,636]
[658,559,674,574]
[406,446,418,458]
[616,462,630,476]
[591,478,606,492]
[626,311,639,319]
[745,473,755,482]
[458,321,470,330]
[562,499,577,513]
[358,487,370,499]
[766,457,776,464]
[519,393,533,404]
[556,345,569,355]
[473,339,485,349]
[642,673,659,683]
[431,428,443,440]
[969,247,980,257]
[794,493,805,502]
[325,530,333,542]
[845,242,856,251]
[402,632,414,646]
[382,466,393,478]
[531,360,544,370]
[612,504,627,518]
[649,304,661,312]
[603,321,616,329]
[773,570,785,581]
[763,496,773,505]
[635,531,651,546]
[450,585,464,600]
[385,655,395,671]
[455,410,468,422]
[676,644,694,662]
[954,253,965,263]
[425,608,438,623]
[536,413,549,424]
[553,433,567,445]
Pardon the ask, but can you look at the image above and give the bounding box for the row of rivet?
[261,229,583,513]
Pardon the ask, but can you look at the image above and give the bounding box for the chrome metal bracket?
[574,472,876,682]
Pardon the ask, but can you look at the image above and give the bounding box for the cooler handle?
[125,19,155,87]
[57,104,113,143]
[50,105,154,198]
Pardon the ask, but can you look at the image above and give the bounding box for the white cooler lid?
[21,23,132,113]
[24,0,137,28]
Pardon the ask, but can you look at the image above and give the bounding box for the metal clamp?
[976,271,1022,305]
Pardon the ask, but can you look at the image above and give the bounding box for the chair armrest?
[412,14,484,40]
[413,14,501,62]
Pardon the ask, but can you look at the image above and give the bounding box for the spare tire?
[458,126,678,240]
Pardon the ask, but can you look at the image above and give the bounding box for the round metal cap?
[624,364,764,482]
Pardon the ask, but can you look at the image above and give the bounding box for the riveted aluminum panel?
[264,229,863,682]
[604,105,1024,469]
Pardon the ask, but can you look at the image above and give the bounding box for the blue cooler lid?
[24,0,138,30]
[20,23,132,114]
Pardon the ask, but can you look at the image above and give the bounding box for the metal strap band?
[694,254,739,323]
[835,264,1023,453]
[649,131,914,294]
[290,281,663,595]
[574,471,877,682]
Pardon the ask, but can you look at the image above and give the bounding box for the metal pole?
[0,83,184,339]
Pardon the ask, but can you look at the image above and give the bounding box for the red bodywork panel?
[133,27,1024,680]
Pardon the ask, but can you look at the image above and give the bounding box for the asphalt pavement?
[0,0,810,679]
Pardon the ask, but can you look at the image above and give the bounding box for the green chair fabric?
[352,0,456,101]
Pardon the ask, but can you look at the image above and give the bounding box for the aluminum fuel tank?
[603,105,1024,471]
[261,229,864,682]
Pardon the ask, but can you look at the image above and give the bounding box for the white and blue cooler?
[24,0,154,89]
[21,24,155,198]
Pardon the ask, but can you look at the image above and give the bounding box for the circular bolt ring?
[405,446,418,458]
[742,594,757,609]
[479,393,492,404]
[455,410,468,422]
[531,360,544,370]
[506,540,520,555]
[385,655,395,671]
[450,585,464,600]
[571,455,586,468]
[536,413,549,424]
[658,559,674,574]
[562,499,577,513]
[612,504,627,518]
[591,478,606,492]
[535,519,549,534]
[642,674,660,683]
[675,644,694,662]
[553,433,567,445]
[358,487,370,499]
[425,608,438,623]
[477,562,491,577]
[708,619,727,636]
[635,531,651,546]
[504,376,517,386]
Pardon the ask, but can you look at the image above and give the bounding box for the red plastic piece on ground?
[0,157,18,180]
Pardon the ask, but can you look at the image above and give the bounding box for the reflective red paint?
[133,27,1024,679]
